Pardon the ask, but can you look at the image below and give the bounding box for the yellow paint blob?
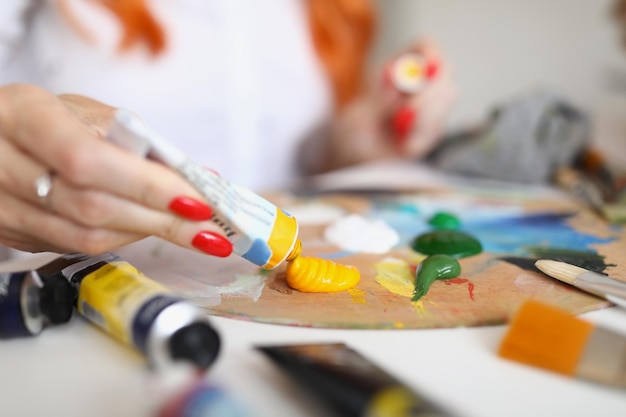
[373,258,415,297]
[374,257,430,316]
[285,256,360,293]
[411,300,427,315]
[348,288,367,304]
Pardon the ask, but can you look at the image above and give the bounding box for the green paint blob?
[428,211,461,230]
[411,230,482,258]
[412,254,461,301]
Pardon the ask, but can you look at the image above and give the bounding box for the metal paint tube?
[107,109,301,270]
[45,253,221,370]
[257,343,455,417]
[0,256,80,338]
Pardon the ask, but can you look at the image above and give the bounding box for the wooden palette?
[117,190,625,330]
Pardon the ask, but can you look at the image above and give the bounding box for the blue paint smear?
[370,204,616,256]
[369,207,431,248]
[461,213,613,255]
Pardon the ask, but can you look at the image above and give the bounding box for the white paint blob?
[324,214,399,254]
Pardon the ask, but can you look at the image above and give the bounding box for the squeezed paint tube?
[0,256,79,338]
[257,343,454,417]
[106,109,301,270]
[44,252,221,370]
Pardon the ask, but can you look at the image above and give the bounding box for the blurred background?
[371,0,626,166]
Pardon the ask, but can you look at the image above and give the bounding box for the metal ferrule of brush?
[577,325,626,388]
[576,272,626,304]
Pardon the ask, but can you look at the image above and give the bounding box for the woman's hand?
[301,38,457,173]
[0,84,231,257]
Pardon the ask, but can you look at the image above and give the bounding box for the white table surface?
[1,253,626,417]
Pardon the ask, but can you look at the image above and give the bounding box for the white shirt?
[0,0,332,192]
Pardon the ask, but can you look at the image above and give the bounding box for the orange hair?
[98,0,166,54]
[62,0,375,108]
[307,0,376,107]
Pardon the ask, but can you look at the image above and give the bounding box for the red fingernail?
[169,197,213,221]
[392,107,417,144]
[425,60,439,80]
[192,231,233,257]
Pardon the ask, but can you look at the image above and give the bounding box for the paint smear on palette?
[514,272,556,295]
[216,273,267,301]
[348,288,367,304]
[444,278,475,300]
[501,247,615,274]
[374,258,414,297]
[370,197,616,255]
[370,197,524,247]
[373,257,429,314]
[464,213,615,255]
[114,237,265,305]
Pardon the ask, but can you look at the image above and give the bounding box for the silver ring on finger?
[34,172,55,210]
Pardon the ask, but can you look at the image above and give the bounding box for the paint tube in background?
[387,52,437,95]
[148,364,251,417]
[0,256,82,338]
[44,252,221,370]
[106,109,302,270]
[256,343,455,417]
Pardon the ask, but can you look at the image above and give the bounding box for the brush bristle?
[534,260,587,285]
[498,300,594,376]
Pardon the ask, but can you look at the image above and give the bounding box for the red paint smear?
[444,278,468,285]
[468,283,475,301]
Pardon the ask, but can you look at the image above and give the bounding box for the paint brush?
[498,300,626,388]
[535,260,626,309]
[553,166,606,217]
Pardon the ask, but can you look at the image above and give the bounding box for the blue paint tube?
[256,343,455,417]
[0,262,74,338]
[44,252,221,370]
[158,384,250,417]
[146,364,251,417]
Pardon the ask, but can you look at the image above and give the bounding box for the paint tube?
[149,364,251,417]
[107,109,301,270]
[44,252,221,370]
[388,52,436,94]
[0,269,73,338]
[158,382,250,417]
[256,343,455,417]
[0,256,80,338]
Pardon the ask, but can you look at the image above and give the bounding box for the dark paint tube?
[256,343,455,417]
[0,256,81,338]
[44,252,221,371]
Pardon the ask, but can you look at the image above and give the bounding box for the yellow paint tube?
[107,110,301,270]
[47,253,220,370]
